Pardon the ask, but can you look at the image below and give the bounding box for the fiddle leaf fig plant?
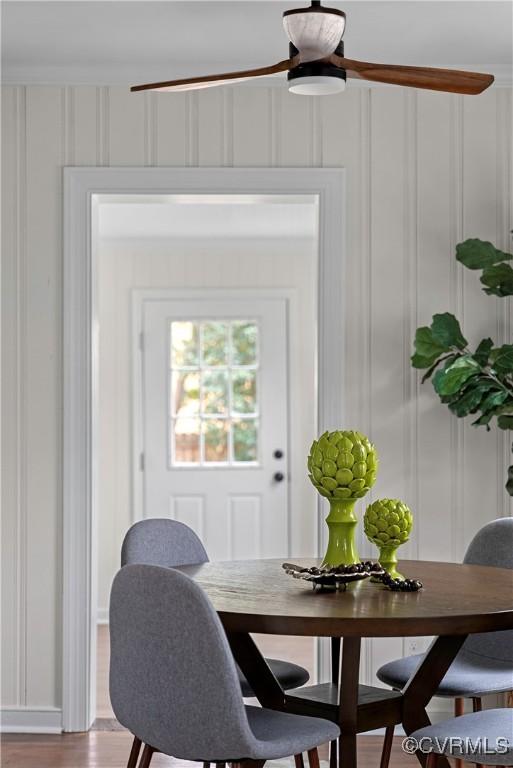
[412,238,513,496]
[456,238,513,297]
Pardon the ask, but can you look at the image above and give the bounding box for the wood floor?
[1,731,420,768]
[96,625,317,719]
[3,628,420,767]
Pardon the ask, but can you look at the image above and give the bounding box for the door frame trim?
[63,167,346,731]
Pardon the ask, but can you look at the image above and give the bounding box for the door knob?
[273,449,284,459]
[273,472,285,483]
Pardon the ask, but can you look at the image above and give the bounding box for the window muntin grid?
[170,320,259,466]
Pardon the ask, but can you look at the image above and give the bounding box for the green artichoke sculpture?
[364,499,413,580]
[364,499,412,546]
[307,430,379,500]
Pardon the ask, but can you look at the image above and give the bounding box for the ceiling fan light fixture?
[288,74,346,95]
[288,58,346,95]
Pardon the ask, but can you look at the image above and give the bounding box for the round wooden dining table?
[179,558,513,768]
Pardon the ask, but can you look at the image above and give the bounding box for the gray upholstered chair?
[110,563,340,768]
[377,517,513,768]
[410,708,513,766]
[121,518,310,697]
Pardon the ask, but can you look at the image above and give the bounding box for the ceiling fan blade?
[131,57,299,93]
[329,56,494,95]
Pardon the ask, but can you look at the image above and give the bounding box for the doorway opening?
[94,193,319,723]
[63,167,346,732]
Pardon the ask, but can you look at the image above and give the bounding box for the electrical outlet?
[406,638,421,656]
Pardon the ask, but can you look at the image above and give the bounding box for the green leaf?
[411,326,448,368]
[431,313,467,350]
[472,411,494,428]
[432,355,481,397]
[420,353,458,383]
[479,389,509,414]
[474,338,494,367]
[448,379,497,417]
[412,353,438,369]
[506,463,513,496]
[493,344,513,375]
[456,238,512,270]
[498,415,513,430]
[449,386,486,417]
[481,262,513,297]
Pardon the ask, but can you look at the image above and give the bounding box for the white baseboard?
[1,707,62,733]
[96,608,109,625]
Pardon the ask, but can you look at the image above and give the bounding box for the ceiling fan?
[131,1,494,96]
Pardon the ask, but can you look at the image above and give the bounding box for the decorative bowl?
[282,561,385,591]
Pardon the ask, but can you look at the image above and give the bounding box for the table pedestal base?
[227,631,468,768]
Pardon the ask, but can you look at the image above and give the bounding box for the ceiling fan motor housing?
[283,3,346,62]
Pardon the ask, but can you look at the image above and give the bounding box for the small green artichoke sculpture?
[364,499,413,580]
[307,430,379,500]
[364,499,412,546]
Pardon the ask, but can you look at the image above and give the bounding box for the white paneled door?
[141,295,289,560]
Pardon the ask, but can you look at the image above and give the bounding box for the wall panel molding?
[449,94,465,563]
[16,85,28,708]
[95,87,109,166]
[402,89,419,562]
[496,89,513,518]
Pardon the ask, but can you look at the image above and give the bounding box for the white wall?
[97,233,318,619]
[2,83,512,723]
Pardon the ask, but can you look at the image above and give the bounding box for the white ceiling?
[2,1,512,86]
[97,195,319,239]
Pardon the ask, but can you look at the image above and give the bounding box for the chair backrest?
[462,516,513,662]
[109,564,254,760]
[121,518,209,568]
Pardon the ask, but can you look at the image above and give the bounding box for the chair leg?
[329,740,337,768]
[126,736,142,768]
[471,698,485,768]
[138,745,155,768]
[294,755,305,768]
[379,725,395,768]
[307,748,320,768]
[453,698,465,768]
[425,754,439,768]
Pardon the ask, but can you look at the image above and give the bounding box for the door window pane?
[233,419,258,463]
[202,322,228,366]
[170,318,259,466]
[173,418,200,463]
[232,322,258,365]
[201,371,228,415]
[171,321,199,367]
[232,371,257,414]
[203,420,229,463]
[171,371,200,416]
